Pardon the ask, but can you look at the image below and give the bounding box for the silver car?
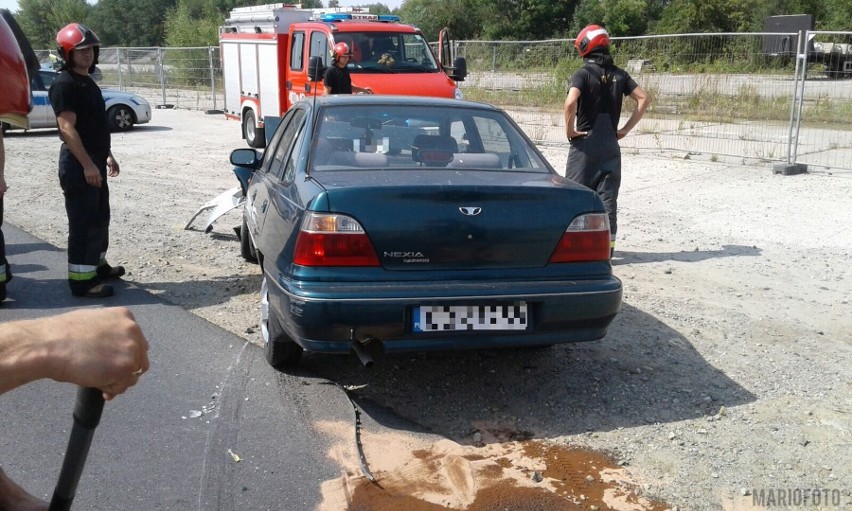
[2,68,151,133]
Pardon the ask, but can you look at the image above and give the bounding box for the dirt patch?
[316,419,667,511]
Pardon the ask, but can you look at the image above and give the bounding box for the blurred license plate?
[413,302,529,332]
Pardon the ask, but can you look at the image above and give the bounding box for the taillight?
[549,213,611,263]
[293,212,380,267]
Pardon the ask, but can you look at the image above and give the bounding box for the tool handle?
[48,387,105,511]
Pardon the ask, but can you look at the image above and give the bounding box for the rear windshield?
[311,105,550,173]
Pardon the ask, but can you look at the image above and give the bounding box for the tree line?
[11,0,851,51]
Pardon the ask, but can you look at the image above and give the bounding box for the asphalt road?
[0,224,348,510]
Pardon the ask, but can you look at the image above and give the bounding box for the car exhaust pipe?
[351,333,383,368]
[351,341,374,368]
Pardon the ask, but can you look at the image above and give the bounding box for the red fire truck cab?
[220,3,467,147]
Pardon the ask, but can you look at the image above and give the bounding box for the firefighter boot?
[97,263,126,280]
[70,280,114,298]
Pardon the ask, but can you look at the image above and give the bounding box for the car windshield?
[310,104,550,172]
[335,32,438,73]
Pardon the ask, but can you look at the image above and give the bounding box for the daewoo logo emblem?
[459,207,482,216]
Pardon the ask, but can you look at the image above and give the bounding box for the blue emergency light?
[319,13,400,23]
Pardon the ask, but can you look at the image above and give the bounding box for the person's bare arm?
[0,307,149,400]
[617,85,650,140]
[563,87,586,139]
[56,111,102,187]
[352,84,373,95]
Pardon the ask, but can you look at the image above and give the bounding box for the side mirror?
[308,56,325,82]
[446,57,467,82]
[230,148,261,169]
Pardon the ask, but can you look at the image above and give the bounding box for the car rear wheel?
[240,214,258,263]
[107,105,135,131]
[243,110,265,148]
[260,275,302,368]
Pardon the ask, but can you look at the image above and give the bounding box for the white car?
[2,68,151,133]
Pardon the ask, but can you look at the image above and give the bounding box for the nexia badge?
[384,251,429,263]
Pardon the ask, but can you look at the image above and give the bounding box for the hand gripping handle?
[48,387,105,511]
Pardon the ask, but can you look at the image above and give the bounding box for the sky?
[0,0,405,13]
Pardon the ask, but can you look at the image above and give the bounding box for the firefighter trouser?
[59,145,111,292]
[565,114,622,249]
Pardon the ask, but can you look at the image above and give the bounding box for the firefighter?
[323,42,373,95]
[564,25,649,258]
[49,23,125,298]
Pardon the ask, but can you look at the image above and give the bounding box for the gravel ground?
[3,108,850,510]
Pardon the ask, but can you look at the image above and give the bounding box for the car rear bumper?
[267,275,623,354]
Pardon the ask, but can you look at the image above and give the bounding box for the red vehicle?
[220,4,467,147]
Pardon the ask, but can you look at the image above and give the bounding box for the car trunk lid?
[315,170,597,270]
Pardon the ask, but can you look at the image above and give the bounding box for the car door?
[289,29,328,103]
[285,29,307,110]
[245,107,306,251]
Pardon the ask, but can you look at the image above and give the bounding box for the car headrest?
[447,153,502,169]
[412,135,458,166]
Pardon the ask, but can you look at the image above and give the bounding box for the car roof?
[303,95,501,111]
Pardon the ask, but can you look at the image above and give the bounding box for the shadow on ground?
[300,301,755,443]
[615,243,761,266]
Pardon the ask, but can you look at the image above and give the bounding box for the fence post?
[205,46,222,114]
[117,48,123,90]
[791,31,809,166]
[209,46,216,111]
[159,47,167,107]
[773,30,808,175]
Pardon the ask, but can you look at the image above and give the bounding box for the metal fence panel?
[456,33,851,171]
[795,30,852,170]
[33,33,852,171]
[37,47,225,113]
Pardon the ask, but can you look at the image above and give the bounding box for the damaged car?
[230,95,622,368]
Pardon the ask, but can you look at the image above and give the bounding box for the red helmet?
[56,22,100,64]
[333,42,352,61]
[575,25,609,57]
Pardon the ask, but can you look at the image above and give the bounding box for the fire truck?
[220,3,467,147]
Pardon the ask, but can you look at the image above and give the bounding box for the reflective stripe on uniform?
[68,263,98,281]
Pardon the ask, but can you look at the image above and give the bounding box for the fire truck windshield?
[336,32,439,73]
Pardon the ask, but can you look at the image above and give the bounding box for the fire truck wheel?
[243,110,266,148]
